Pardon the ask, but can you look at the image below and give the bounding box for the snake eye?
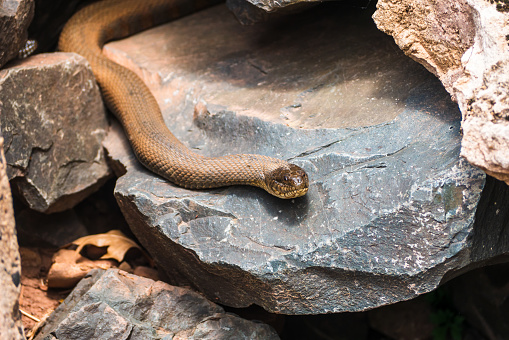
[283,175,289,181]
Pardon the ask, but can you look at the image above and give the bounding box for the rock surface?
[0,0,34,68]
[34,268,280,340]
[0,137,25,340]
[233,0,317,12]
[226,0,315,25]
[0,53,110,213]
[103,4,489,314]
[373,0,509,185]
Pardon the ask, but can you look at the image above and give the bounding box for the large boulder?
[373,0,509,185]
[0,53,110,213]
[102,4,492,313]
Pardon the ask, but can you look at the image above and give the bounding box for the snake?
[58,0,309,199]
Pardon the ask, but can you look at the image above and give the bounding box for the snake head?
[265,164,309,199]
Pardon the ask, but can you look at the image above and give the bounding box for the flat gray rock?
[103,4,488,313]
[0,53,110,213]
[34,268,280,340]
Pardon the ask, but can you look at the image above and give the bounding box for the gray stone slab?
[34,268,279,340]
[103,4,487,313]
[0,53,110,213]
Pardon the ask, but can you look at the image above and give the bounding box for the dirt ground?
[19,247,69,337]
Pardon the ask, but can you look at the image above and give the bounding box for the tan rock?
[373,0,509,184]
[0,137,25,340]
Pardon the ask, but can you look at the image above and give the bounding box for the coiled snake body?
[59,0,309,198]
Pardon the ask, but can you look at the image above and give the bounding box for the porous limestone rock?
[0,53,110,213]
[373,0,509,185]
[0,0,34,67]
[0,137,25,340]
[34,268,280,340]
[101,4,496,314]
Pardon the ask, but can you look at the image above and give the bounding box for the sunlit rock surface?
[103,4,489,313]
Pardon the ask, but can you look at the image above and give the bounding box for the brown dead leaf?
[71,230,142,263]
[47,249,117,288]
[47,230,153,289]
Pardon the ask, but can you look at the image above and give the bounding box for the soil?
[19,247,69,337]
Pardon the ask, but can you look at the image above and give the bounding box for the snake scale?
[59,0,309,198]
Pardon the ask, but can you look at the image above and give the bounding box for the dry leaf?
[47,249,116,288]
[47,230,152,289]
[72,230,142,263]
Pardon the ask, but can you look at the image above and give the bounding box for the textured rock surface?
[234,0,317,12]
[226,0,315,24]
[34,268,280,340]
[373,0,509,185]
[0,0,34,68]
[101,4,491,314]
[0,137,25,340]
[0,53,110,213]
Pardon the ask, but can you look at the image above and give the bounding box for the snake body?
[59,0,308,198]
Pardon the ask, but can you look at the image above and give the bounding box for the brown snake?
[59,0,309,198]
